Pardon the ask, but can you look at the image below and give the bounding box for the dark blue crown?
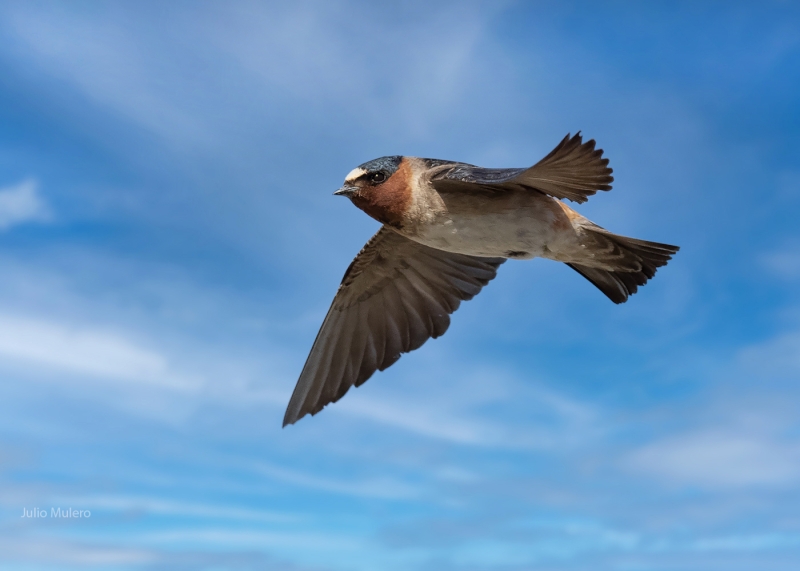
[357,156,402,175]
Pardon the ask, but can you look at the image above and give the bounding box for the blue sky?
[0,1,799,569]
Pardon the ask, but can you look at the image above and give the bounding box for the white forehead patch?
[344,167,366,183]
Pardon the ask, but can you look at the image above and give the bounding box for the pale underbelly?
[405,207,580,260]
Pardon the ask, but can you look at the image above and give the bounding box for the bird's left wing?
[283,226,504,426]
[427,132,613,204]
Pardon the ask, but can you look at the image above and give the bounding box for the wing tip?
[282,408,300,427]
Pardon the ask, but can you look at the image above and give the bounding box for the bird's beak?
[333,184,357,198]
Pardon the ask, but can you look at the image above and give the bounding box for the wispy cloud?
[0,537,325,570]
[0,538,155,566]
[137,527,364,552]
[691,533,800,552]
[0,1,506,154]
[626,430,800,487]
[0,313,193,390]
[2,6,210,149]
[738,330,800,382]
[0,179,50,229]
[334,365,598,449]
[53,493,300,524]
[335,392,500,446]
[253,461,420,500]
[762,248,800,280]
[623,331,800,489]
[207,2,498,134]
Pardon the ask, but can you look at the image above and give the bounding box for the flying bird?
[283,133,679,426]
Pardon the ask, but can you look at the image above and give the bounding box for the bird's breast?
[402,190,580,259]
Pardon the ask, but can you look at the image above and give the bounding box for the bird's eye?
[369,172,387,184]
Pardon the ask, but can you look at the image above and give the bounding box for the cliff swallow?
[283,133,679,426]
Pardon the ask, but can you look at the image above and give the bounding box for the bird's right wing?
[283,226,505,426]
[428,132,614,204]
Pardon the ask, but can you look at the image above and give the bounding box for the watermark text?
[21,507,91,518]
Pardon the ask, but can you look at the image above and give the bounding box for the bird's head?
[334,156,412,227]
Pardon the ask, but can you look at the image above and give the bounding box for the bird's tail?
[567,226,679,304]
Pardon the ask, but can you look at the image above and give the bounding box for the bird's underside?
[283,133,679,426]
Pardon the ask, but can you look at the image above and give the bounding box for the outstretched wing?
[428,132,614,204]
[283,227,505,426]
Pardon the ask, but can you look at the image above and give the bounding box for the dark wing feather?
[283,227,504,426]
[428,132,614,204]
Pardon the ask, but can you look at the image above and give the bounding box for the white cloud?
[336,394,500,446]
[0,179,50,230]
[761,248,800,280]
[691,532,800,552]
[626,431,800,487]
[137,527,363,552]
[53,493,300,524]
[0,313,193,390]
[208,2,496,134]
[0,2,499,151]
[333,366,598,449]
[2,6,210,149]
[253,461,420,500]
[0,538,155,566]
[623,328,800,489]
[738,330,800,381]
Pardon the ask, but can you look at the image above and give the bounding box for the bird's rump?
[282,227,505,426]
[428,132,614,204]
